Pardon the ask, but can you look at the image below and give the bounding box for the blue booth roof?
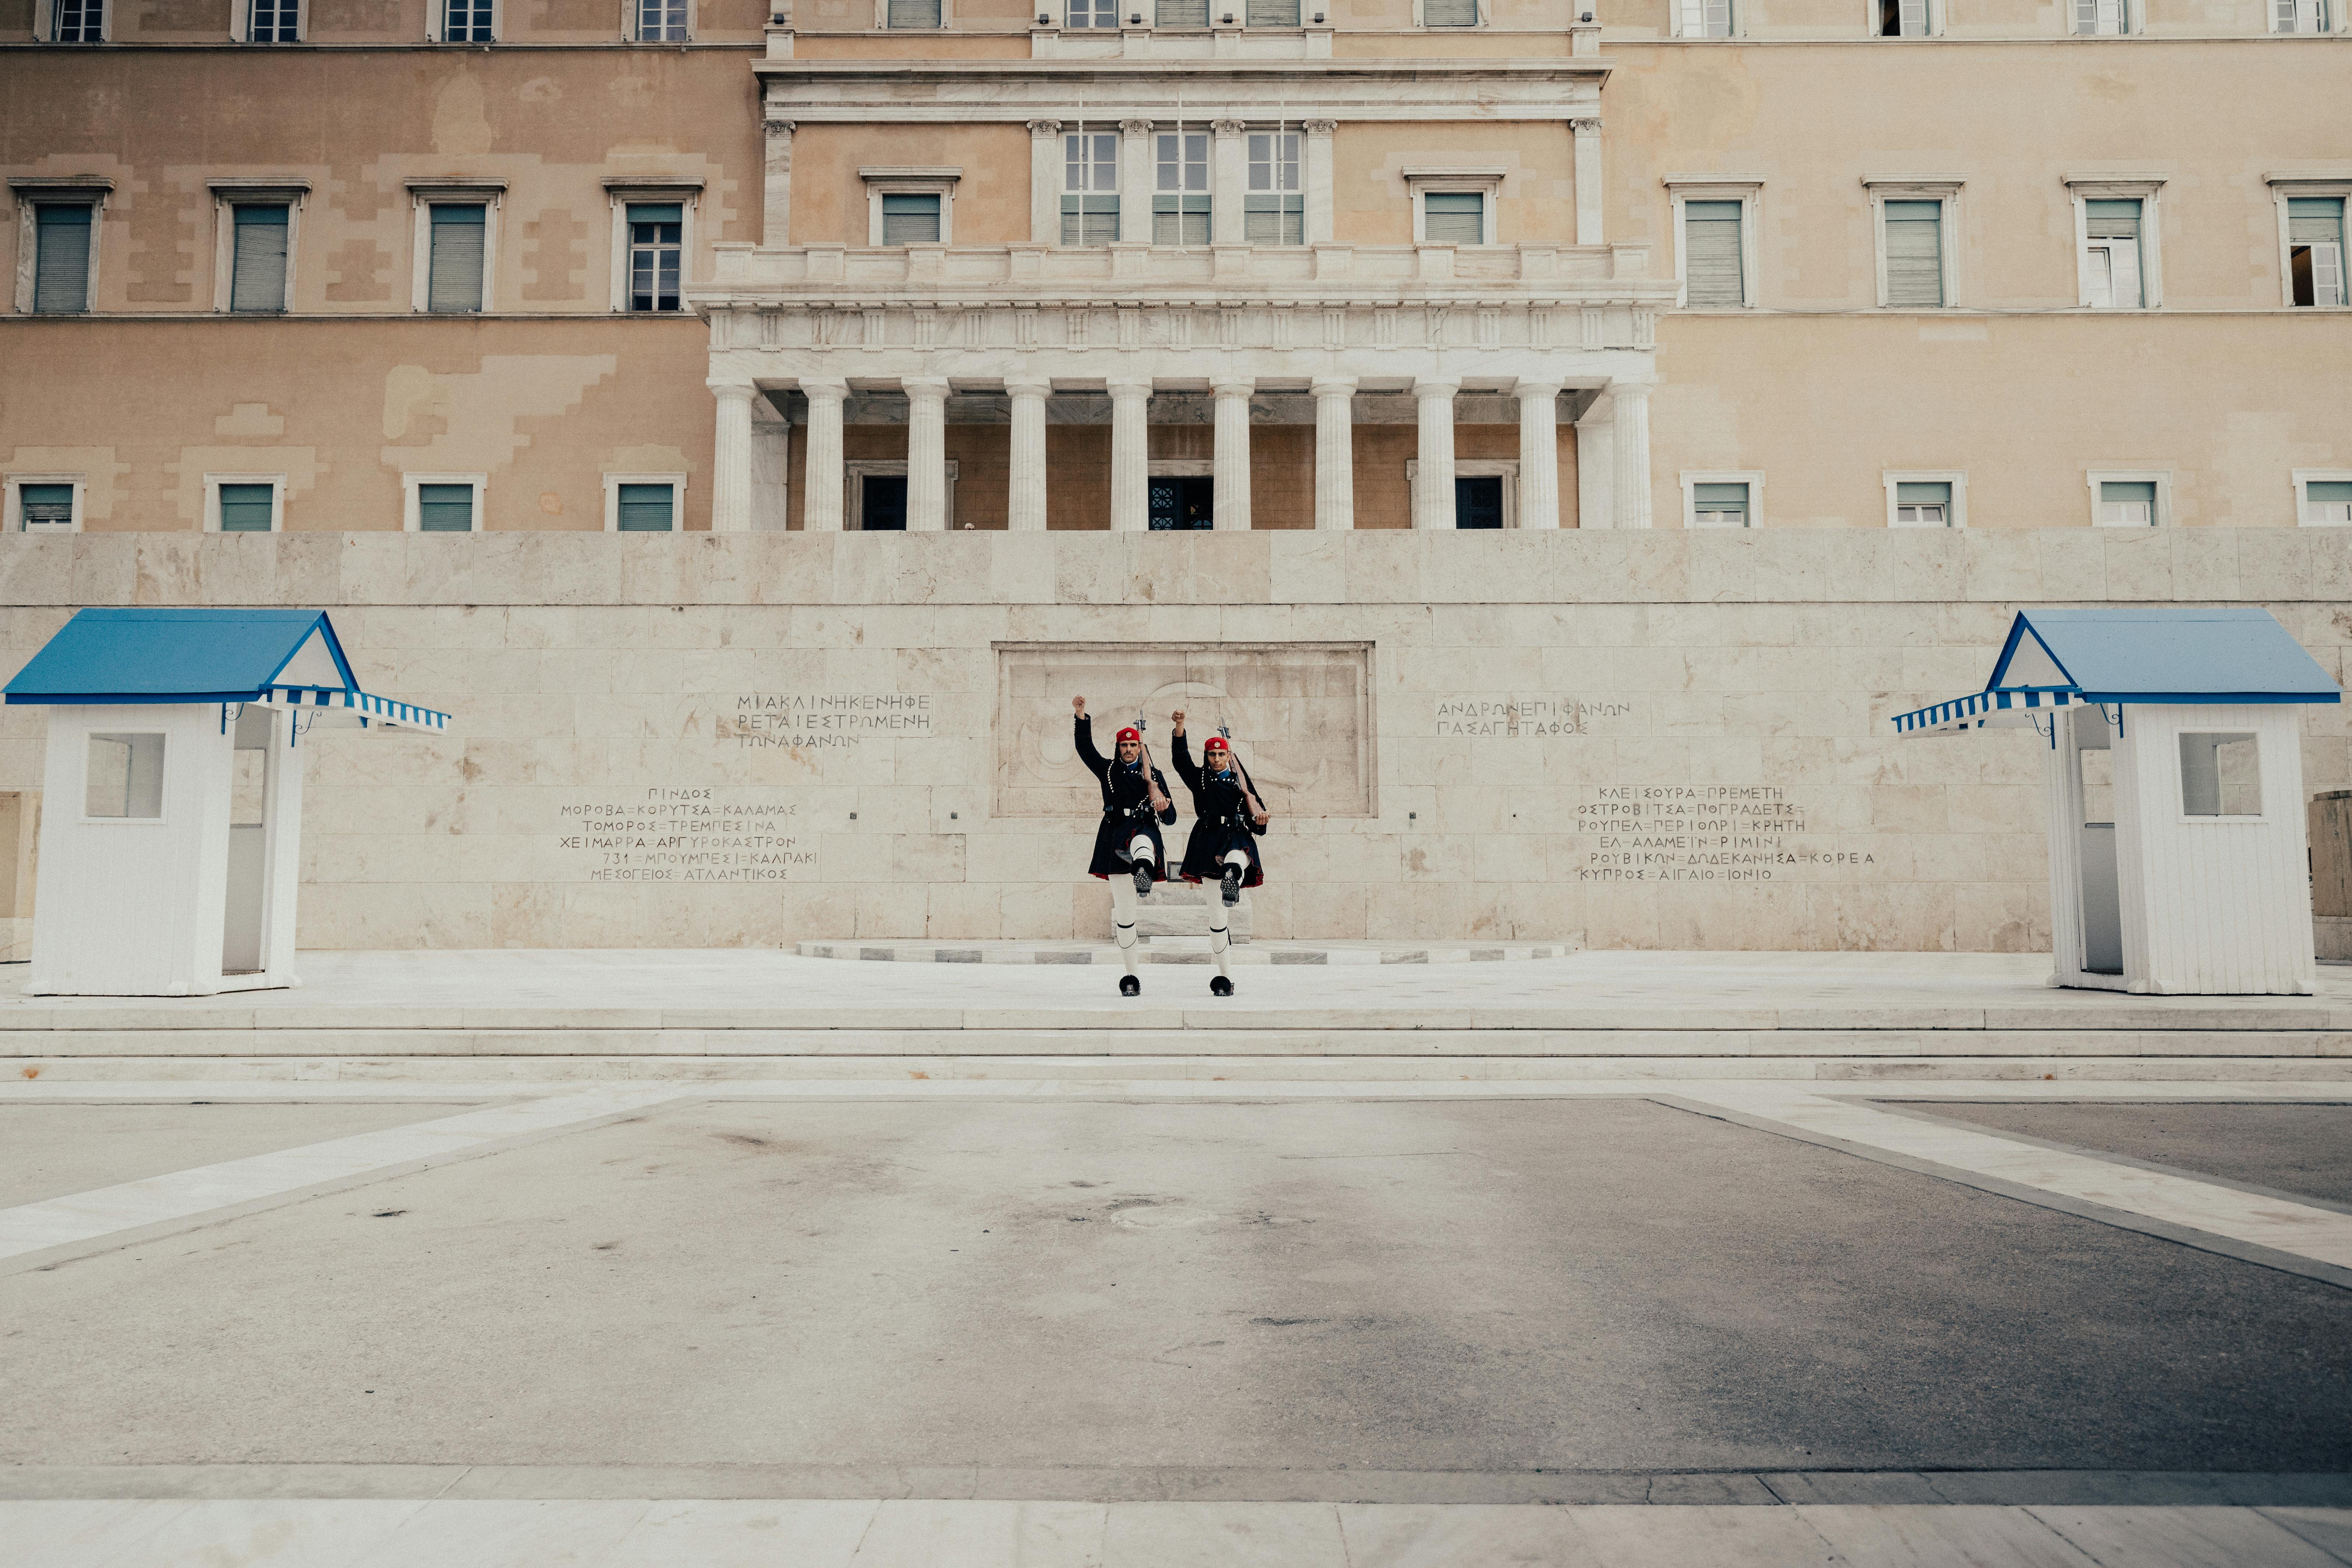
[4,609,448,731]
[1892,608,2340,738]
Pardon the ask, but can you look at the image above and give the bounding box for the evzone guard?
[1169,709,1270,998]
[1071,696,1177,997]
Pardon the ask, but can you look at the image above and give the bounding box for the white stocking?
[1207,901,1232,980]
[1109,875,1140,979]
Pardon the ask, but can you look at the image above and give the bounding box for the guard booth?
[1892,608,2340,996]
[3,609,448,997]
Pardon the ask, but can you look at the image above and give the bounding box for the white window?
[239,0,300,41]
[1246,0,1302,22]
[411,193,497,313]
[605,473,688,531]
[1157,0,1208,22]
[862,168,958,245]
[205,474,286,533]
[1067,0,1114,23]
[14,190,104,314]
[1868,181,1959,307]
[1674,0,1733,36]
[1406,169,1502,246]
[1421,0,1481,25]
[404,473,486,533]
[1155,132,1211,244]
[1884,471,1966,528]
[209,187,304,315]
[636,0,689,40]
[2179,733,2262,818]
[885,0,942,24]
[43,0,108,42]
[2087,470,2168,527]
[85,733,165,821]
[2274,0,2331,31]
[2073,0,2127,32]
[1681,472,1763,529]
[1243,132,1302,245]
[2068,179,2163,310]
[2295,470,2352,525]
[606,189,697,312]
[2285,196,2346,308]
[437,0,495,41]
[4,475,83,533]
[1874,0,1931,34]
[1063,132,1120,247]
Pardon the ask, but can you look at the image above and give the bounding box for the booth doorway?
[2074,709,2123,976]
[223,705,278,975]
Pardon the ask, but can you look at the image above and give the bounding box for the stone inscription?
[556,788,811,882]
[1575,786,1873,885]
[1435,697,1632,737]
[725,693,933,749]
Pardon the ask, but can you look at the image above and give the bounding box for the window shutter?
[2274,0,2297,28]
[1898,0,1927,30]
[617,483,675,532]
[2308,481,2352,504]
[427,204,486,313]
[1426,0,1477,24]
[217,483,275,532]
[1692,483,1749,526]
[2314,244,2346,308]
[32,205,92,314]
[1158,0,1207,20]
[1682,200,1743,306]
[18,484,75,530]
[1883,201,1943,307]
[229,204,291,313]
[1246,0,1300,22]
[881,194,941,245]
[886,0,940,24]
[1422,192,1483,245]
[2083,199,2138,238]
[416,483,475,532]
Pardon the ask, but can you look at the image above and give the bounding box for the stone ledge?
[794,939,1574,965]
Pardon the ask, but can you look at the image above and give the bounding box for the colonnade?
[708,375,1656,533]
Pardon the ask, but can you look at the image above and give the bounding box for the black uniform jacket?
[1171,732,1267,888]
[1075,714,1177,881]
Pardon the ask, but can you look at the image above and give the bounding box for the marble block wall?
[1,528,2346,952]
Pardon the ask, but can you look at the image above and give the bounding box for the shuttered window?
[416,483,476,532]
[427,204,486,313]
[2275,0,2329,31]
[1424,0,1477,24]
[1877,0,1927,33]
[50,0,105,42]
[217,483,276,532]
[1155,199,1210,244]
[1676,0,1730,35]
[1883,199,1943,307]
[2097,480,2156,526]
[886,0,939,24]
[1242,132,1302,245]
[248,0,298,41]
[1157,130,1210,240]
[1156,0,1207,20]
[1062,132,1119,247]
[1682,199,1743,307]
[1247,0,1300,22]
[2303,481,2352,525]
[442,0,493,41]
[636,0,686,39]
[618,483,675,532]
[1894,481,1951,527]
[1422,191,1484,245]
[2074,0,2124,32]
[2082,198,2141,309]
[881,194,941,245]
[18,484,76,532]
[32,205,92,314]
[229,203,291,313]
[627,203,682,312]
[1068,0,1116,23]
[2289,197,2345,308]
[1692,483,1750,528]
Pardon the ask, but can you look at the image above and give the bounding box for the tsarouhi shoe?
[1210,974,1234,997]
[1220,865,1242,906]
[1119,973,1141,997]
[1134,862,1154,898]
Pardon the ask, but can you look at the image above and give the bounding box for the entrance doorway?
[1149,476,1214,530]
[1456,475,1505,529]
[859,475,908,531]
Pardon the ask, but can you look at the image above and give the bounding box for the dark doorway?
[1149,475,1215,531]
[859,475,907,531]
[1456,475,1504,529]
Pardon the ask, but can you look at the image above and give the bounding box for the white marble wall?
[2,529,2346,952]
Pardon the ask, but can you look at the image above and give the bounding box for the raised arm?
[1071,710,1109,781]
[1169,730,1202,792]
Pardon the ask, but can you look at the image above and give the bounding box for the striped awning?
[1890,687,2082,739]
[258,685,449,732]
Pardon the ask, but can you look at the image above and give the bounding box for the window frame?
[1413,0,1489,27]
[2069,0,2133,33]
[1406,168,1504,247]
[631,0,693,41]
[4,473,85,534]
[209,182,308,315]
[602,472,690,532]
[11,181,109,315]
[82,732,168,827]
[846,461,959,532]
[407,183,504,314]
[2269,176,2351,309]
[1665,177,1761,309]
[1882,470,1967,529]
[1680,470,1765,530]
[2293,468,2352,526]
[35,0,111,42]
[205,473,288,535]
[2086,468,2170,528]
[403,472,487,533]
[1061,130,1122,248]
[427,0,499,42]
[2272,0,2336,33]
[2176,731,2266,823]
[1866,0,1936,36]
[232,0,303,42]
[1404,458,1520,529]
[1240,128,1303,247]
[606,182,700,313]
[2067,176,2163,311]
[1668,0,1737,37]
[1865,178,1961,309]
[860,167,960,246]
[877,0,952,25]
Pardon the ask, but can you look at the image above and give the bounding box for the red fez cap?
[1115,727,1141,743]
[1203,735,1230,752]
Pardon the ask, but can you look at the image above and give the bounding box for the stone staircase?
[1133,879,1252,942]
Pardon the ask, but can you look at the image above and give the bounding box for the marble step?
[1130,881,1254,940]
[796,939,1570,965]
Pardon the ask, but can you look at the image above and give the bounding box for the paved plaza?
[5,952,2352,1564]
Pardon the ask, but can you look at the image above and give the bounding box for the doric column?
[1028,119,1063,245]
[1576,393,1614,532]
[1005,378,1050,532]
[1119,119,1154,245]
[1312,375,1356,531]
[1108,377,1152,533]
[1515,380,1564,532]
[1413,378,1459,530]
[762,118,795,248]
[1611,382,1653,530]
[1211,119,1247,246]
[800,377,847,532]
[1571,117,1603,246]
[1302,120,1336,245]
[1211,377,1253,531]
[902,376,950,533]
[709,381,757,533]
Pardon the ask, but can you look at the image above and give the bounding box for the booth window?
[2180,732,2262,817]
[86,733,164,820]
